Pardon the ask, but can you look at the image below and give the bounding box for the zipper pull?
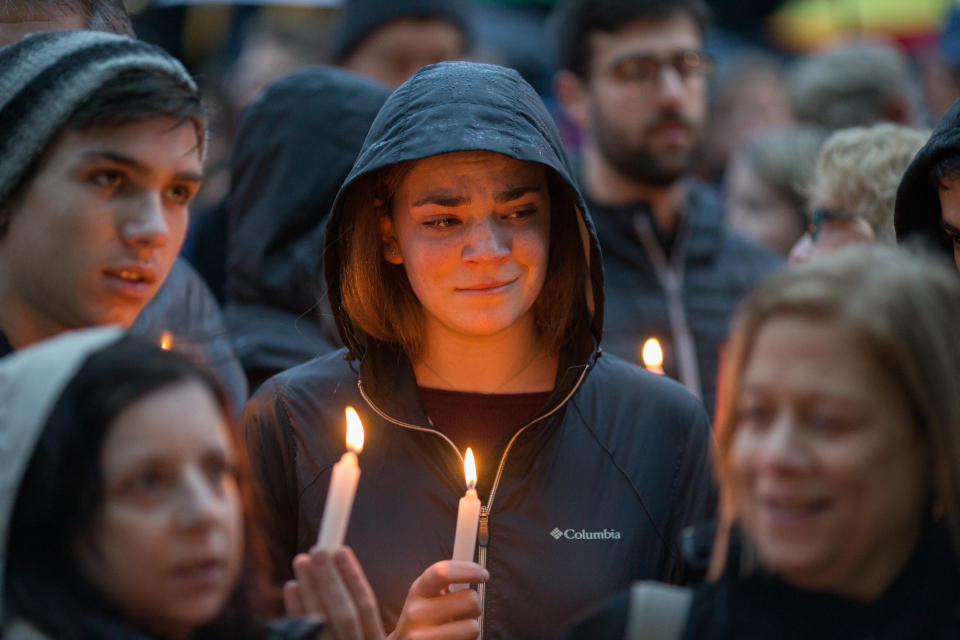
[478,506,489,546]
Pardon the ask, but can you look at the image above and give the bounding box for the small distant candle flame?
[641,338,663,369]
[159,331,173,351]
[464,447,477,490]
[345,406,364,453]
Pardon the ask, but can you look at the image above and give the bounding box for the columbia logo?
[550,527,623,541]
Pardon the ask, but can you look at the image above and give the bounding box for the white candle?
[641,338,665,375]
[450,447,481,592]
[316,407,364,551]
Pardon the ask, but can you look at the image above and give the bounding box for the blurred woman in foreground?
[0,329,383,640]
[566,245,960,639]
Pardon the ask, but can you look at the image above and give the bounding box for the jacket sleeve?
[241,378,301,587]
[665,402,717,584]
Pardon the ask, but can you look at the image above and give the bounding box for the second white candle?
[450,447,481,592]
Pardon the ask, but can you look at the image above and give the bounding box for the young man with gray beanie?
[0,5,249,410]
[0,30,202,350]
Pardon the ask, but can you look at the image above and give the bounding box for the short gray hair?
[787,41,921,131]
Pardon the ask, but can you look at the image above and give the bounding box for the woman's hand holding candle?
[316,407,365,551]
[284,546,385,640]
[387,561,489,640]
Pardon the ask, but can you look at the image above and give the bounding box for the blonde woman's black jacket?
[564,527,960,640]
[241,61,715,640]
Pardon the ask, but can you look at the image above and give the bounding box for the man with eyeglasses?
[552,0,780,417]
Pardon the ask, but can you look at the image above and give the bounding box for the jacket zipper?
[358,365,590,640]
[632,213,702,400]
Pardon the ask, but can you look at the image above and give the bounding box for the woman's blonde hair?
[337,158,588,360]
[710,245,960,577]
[808,123,929,244]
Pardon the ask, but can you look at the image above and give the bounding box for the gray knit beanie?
[0,30,200,211]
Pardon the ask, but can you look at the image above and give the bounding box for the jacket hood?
[224,66,391,314]
[0,326,123,624]
[323,61,604,363]
[895,98,957,260]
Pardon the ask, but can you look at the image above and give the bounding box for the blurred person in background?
[328,0,471,88]
[725,126,824,256]
[552,0,781,416]
[222,67,390,392]
[0,0,133,44]
[565,245,960,639]
[787,40,927,132]
[0,328,386,640]
[183,8,334,303]
[896,96,960,271]
[0,0,248,409]
[698,51,795,187]
[918,6,960,121]
[792,123,928,263]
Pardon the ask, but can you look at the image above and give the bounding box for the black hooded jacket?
[241,62,715,640]
[895,98,959,264]
[223,67,390,391]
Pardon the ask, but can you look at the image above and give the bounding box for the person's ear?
[380,215,403,264]
[553,69,591,131]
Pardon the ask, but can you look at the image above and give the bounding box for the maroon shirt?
[418,386,551,498]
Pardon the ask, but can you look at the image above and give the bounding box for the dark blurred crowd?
[2,1,960,639]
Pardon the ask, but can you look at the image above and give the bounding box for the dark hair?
[551,0,711,79]
[0,67,205,228]
[5,337,275,640]
[68,67,205,144]
[0,0,135,36]
[929,154,960,190]
[339,161,588,360]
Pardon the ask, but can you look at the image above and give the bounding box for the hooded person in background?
[223,67,390,393]
[896,97,960,271]
[242,60,714,640]
[0,27,247,409]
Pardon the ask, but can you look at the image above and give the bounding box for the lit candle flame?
[641,338,663,369]
[159,331,173,351]
[345,406,364,453]
[464,447,477,490]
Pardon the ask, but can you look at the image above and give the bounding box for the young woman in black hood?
[242,61,714,639]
